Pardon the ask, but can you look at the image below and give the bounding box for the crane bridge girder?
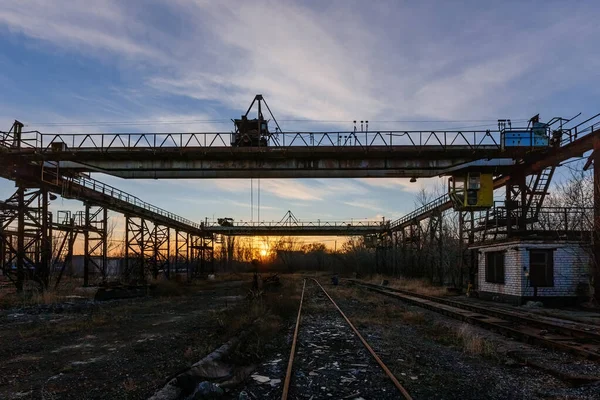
[11,145,528,179]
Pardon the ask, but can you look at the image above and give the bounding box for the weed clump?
[455,324,496,357]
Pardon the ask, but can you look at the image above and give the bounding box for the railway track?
[351,280,600,361]
[281,278,412,400]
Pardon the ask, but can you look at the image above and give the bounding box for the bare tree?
[271,236,303,272]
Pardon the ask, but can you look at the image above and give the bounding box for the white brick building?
[473,240,591,305]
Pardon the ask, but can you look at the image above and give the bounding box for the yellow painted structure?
[449,172,493,210]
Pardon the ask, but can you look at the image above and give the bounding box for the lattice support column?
[504,174,527,237]
[83,204,108,285]
[174,230,189,277]
[124,216,149,282]
[149,224,170,279]
[201,234,214,275]
[1,187,52,292]
[188,235,201,280]
[53,214,77,289]
[0,191,18,286]
[39,188,51,289]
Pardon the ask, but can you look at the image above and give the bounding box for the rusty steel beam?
[390,128,600,232]
[0,162,202,235]
[8,143,530,179]
[594,139,600,303]
[205,225,385,236]
[49,146,513,179]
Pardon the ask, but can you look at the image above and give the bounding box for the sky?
[1,0,600,239]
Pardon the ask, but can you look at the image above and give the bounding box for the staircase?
[477,166,556,241]
[525,166,556,221]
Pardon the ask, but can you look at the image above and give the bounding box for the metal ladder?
[525,166,556,222]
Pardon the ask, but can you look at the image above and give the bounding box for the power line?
[25,118,530,127]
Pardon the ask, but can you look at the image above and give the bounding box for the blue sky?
[1,0,599,237]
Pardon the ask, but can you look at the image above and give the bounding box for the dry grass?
[333,285,408,326]
[361,275,449,297]
[200,275,303,366]
[336,283,498,359]
[401,310,426,324]
[0,288,63,309]
[0,276,98,309]
[389,278,449,297]
[17,306,128,339]
[454,324,496,357]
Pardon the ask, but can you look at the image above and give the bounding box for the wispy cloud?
[2,0,600,226]
[209,179,365,202]
[342,200,386,213]
[356,178,442,194]
[2,1,598,123]
[0,1,161,59]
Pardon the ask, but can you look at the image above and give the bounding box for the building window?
[529,249,554,287]
[485,251,505,284]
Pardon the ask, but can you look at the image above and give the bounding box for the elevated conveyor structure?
[205,220,386,236]
[3,97,600,295]
[6,129,532,179]
[0,123,216,287]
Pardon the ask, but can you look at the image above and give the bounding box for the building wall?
[477,241,590,304]
[519,244,589,298]
[477,242,522,297]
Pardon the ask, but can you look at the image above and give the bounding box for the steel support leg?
[16,187,25,292]
[593,147,600,302]
[40,188,50,289]
[84,204,90,286]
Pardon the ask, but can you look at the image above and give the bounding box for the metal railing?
[389,194,450,230]
[11,130,508,151]
[69,174,203,229]
[37,164,203,230]
[476,205,592,236]
[47,169,385,233]
[205,219,386,229]
[3,115,600,152]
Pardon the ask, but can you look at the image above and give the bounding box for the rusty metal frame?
[149,224,170,279]
[14,129,507,152]
[174,230,189,276]
[83,204,108,286]
[0,188,51,291]
[124,216,146,281]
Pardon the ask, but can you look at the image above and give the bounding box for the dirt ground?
[227,279,600,399]
[0,279,251,400]
[329,282,600,399]
[3,275,600,399]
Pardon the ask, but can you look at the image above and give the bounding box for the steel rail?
[352,281,600,360]
[281,278,413,400]
[352,281,600,340]
[281,279,306,400]
[312,279,413,400]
